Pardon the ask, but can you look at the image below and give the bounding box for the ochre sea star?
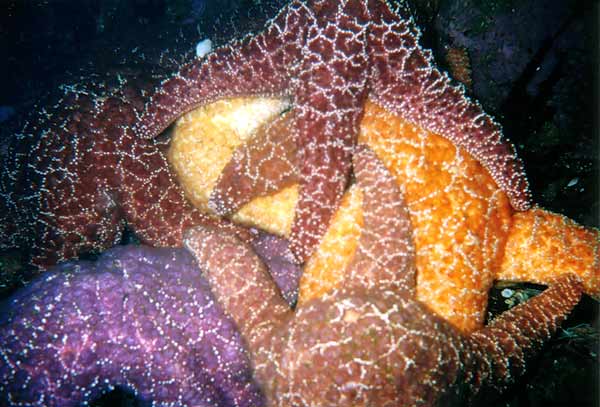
[0,146,583,406]
[183,145,582,406]
[0,245,264,405]
[168,97,599,333]
[0,0,534,277]
[138,0,531,263]
[0,75,250,270]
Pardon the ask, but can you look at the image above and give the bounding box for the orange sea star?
[182,145,583,406]
[139,0,530,264]
[168,97,598,333]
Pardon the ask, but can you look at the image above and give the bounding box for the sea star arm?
[286,1,372,264]
[184,224,293,392]
[344,144,415,297]
[209,111,298,215]
[209,1,372,263]
[184,225,291,353]
[466,273,583,402]
[368,3,531,211]
[498,207,600,298]
[117,129,253,249]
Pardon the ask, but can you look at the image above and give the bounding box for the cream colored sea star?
[168,97,598,333]
[183,145,582,406]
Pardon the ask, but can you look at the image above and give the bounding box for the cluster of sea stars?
[0,73,249,271]
[1,0,529,270]
[168,96,599,333]
[0,147,584,405]
[137,0,531,264]
[0,0,596,405]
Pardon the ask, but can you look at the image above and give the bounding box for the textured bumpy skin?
[0,245,263,406]
[169,98,600,333]
[250,230,303,307]
[0,75,248,270]
[168,98,300,237]
[184,146,581,406]
[140,0,530,263]
[498,208,600,297]
[315,102,599,330]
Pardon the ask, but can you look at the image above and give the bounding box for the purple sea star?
[183,145,580,406]
[0,244,263,406]
[139,0,531,262]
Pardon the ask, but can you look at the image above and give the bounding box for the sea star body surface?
[0,75,248,270]
[0,145,585,406]
[168,97,599,333]
[183,146,582,406]
[138,0,530,263]
[0,245,262,406]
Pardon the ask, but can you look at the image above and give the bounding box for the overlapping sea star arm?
[368,2,531,211]
[117,127,253,249]
[184,224,292,391]
[344,144,415,297]
[285,0,372,263]
[183,225,291,352]
[137,1,307,140]
[208,1,373,264]
[466,273,583,402]
[209,111,298,215]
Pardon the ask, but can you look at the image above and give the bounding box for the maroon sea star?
[139,0,531,262]
[0,75,249,270]
[183,145,580,406]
